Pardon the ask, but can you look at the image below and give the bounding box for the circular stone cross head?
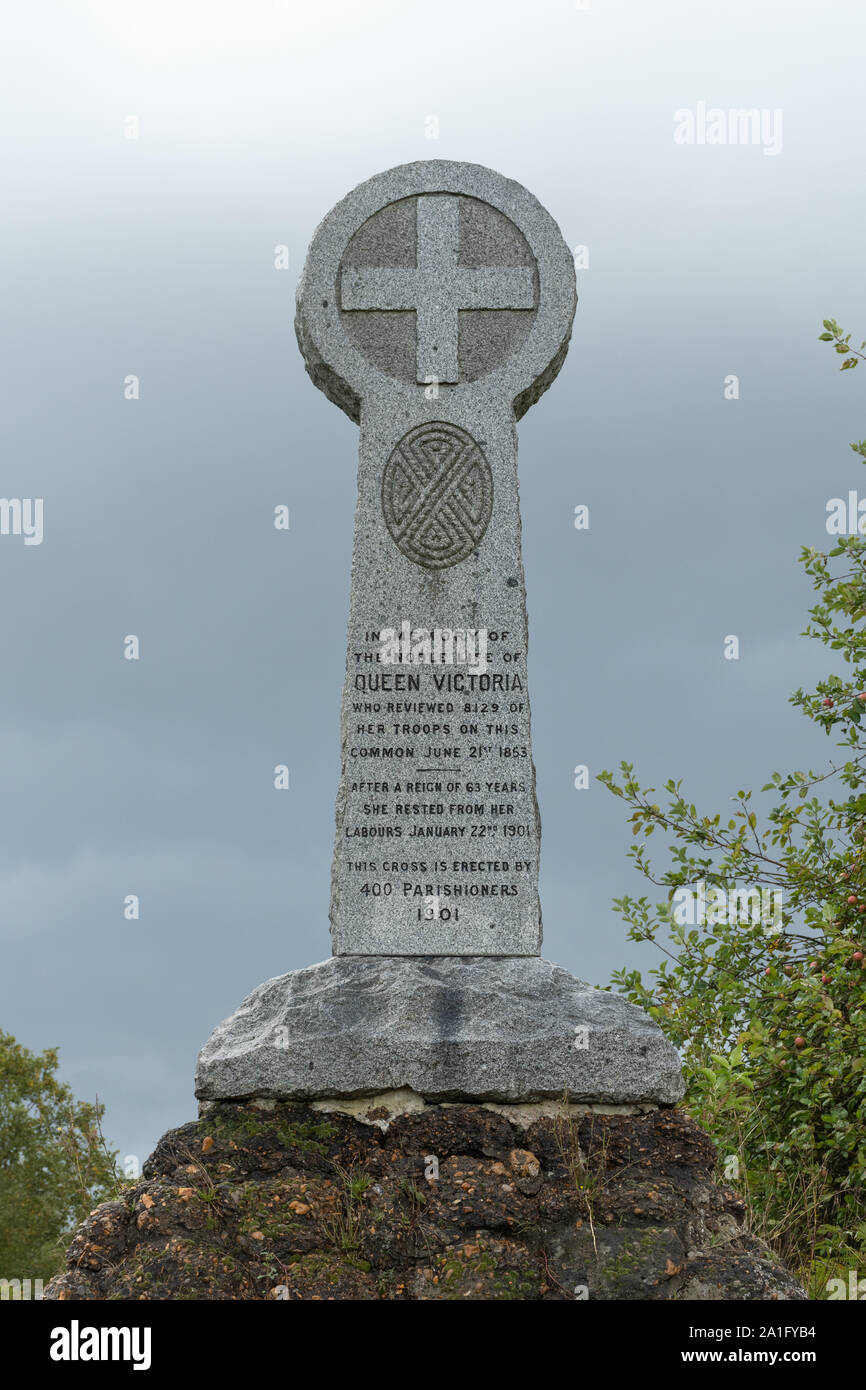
[295,161,576,424]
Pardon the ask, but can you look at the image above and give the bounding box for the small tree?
[600,322,866,1294]
[0,1031,119,1284]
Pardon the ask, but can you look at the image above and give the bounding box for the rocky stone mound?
[44,1096,806,1301]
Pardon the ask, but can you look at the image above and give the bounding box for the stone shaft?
[332,399,540,955]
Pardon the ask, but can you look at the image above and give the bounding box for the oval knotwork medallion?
[381,421,493,570]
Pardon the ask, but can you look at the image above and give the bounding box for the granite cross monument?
[196,162,683,1107]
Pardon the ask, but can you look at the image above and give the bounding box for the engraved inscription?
[381,421,493,569]
[337,623,540,952]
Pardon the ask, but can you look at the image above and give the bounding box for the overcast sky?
[2,0,864,1166]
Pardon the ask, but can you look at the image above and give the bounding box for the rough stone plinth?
[195,956,684,1106]
[44,1101,806,1302]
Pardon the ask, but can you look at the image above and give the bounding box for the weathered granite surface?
[44,1099,807,1301]
[192,163,684,1112]
[195,956,684,1105]
[295,161,576,956]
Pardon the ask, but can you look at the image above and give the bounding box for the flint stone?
[195,955,684,1105]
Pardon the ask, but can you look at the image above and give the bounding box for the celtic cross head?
[296,161,576,573]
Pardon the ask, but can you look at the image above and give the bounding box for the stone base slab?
[195,956,684,1105]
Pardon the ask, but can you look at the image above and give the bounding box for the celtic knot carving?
[381,422,493,569]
